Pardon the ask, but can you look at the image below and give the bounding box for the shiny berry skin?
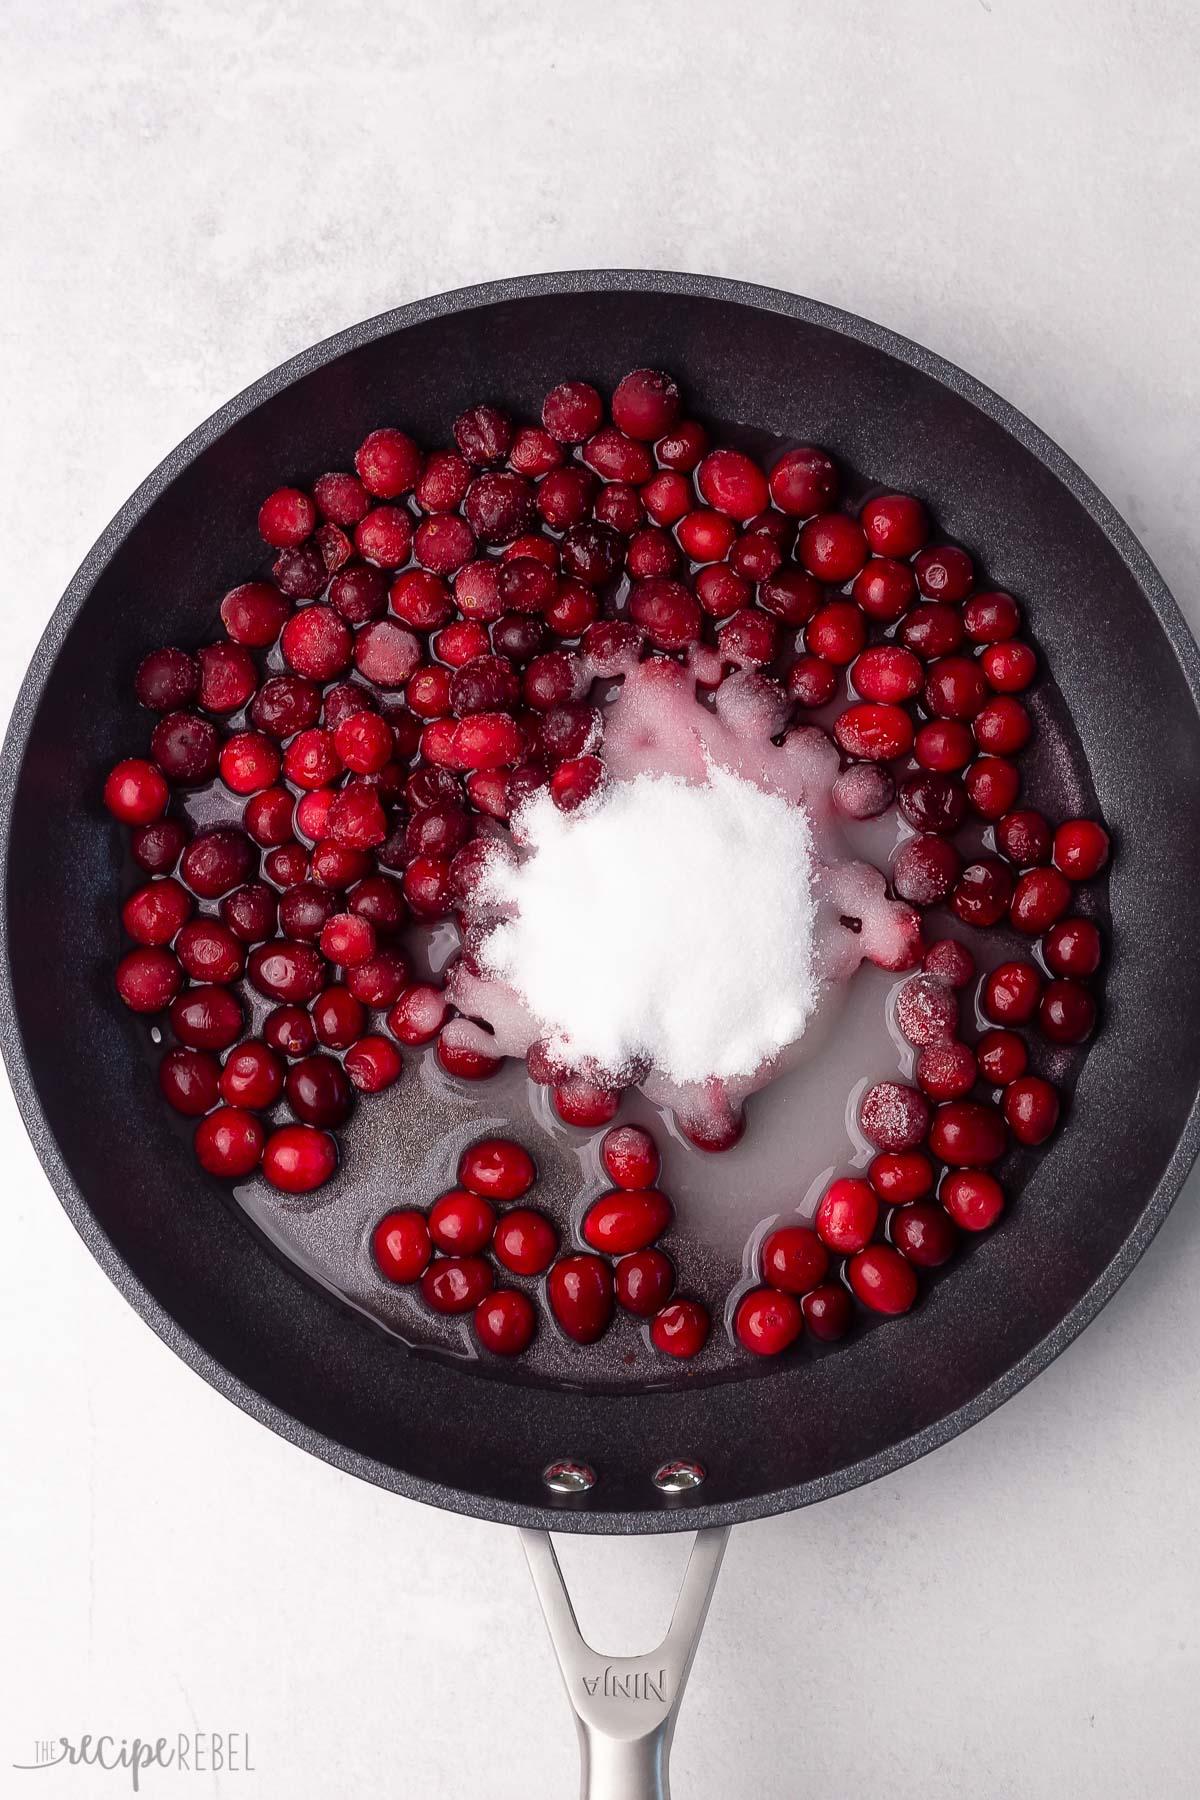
[548,1254,614,1344]
[221,581,292,646]
[343,1035,403,1093]
[1010,867,1073,934]
[651,1299,710,1359]
[802,1283,854,1342]
[105,758,169,825]
[320,912,376,968]
[285,1054,354,1128]
[941,1169,1005,1232]
[922,938,976,988]
[600,1125,660,1191]
[983,960,1043,1024]
[345,946,410,1007]
[890,1202,959,1268]
[976,1029,1028,1086]
[924,656,988,722]
[373,1210,432,1283]
[769,447,838,516]
[869,1151,935,1204]
[861,492,928,557]
[612,368,681,439]
[852,558,917,623]
[175,920,245,984]
[973,696,1032,756]
[158,1046,220,1116]
[717,609,779,669]
[458,1137,536,1201]
[261,1124,337,1193]
[759,569,821,625]
[313,470,370,524]
[858,1081,932,1152]
[641,470,692,526]
[798,514,868,583]
[914,544,973,601]
[421,1255,495,1315]
[248,940,326,1005]
[436,1035,502,1080]
[902,603,965,660]
[676,508,736,562]
[787,654,838,708]
[981,641,1037,692]
[899,772,967,836]
[1043,917,1102,979]
[914,720,974,772]
[131,817,189,875]
[258,486,315,547]
[169,985,243,1051]
[194,1107,265,1178]
[807,600,866,664]
[582,428,653,484]
[1053,820,1110,880]
[735,1287,803,1356]
[355,426,423,496]
[655,419,708,470]
[388,983,450,1046]
[848,1244,919,1315]
[815,1177,878,1253]
[629,578,701,651]
[965,756,1021,821]
[963,591,1020,642]
[615,1247,675,1316]
[951,858,1015,928]
[135,646,200,711]
[760,1225,829,1294]
[929,1101,1008,1166]
[852,645,923,702]
[697,448,769,520]
[834,702,913,762]
[121,878,192,946]
[996,809,1052,867]
[1039,979,1097,1044]
[429,1189,496,1255]
[493,1209,559,1277]
[552,1077,620,1130]
[474,1289,537,1356]
[582,1189,672,1255]
[219,1040,285,1110]
[1003,1076,1061,1145]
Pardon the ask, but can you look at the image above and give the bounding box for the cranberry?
[131,817,189,874]
[546,579,598,638]
[929,1100,1008,1166]
[941,1168,1005,1233]
[963,591,1021,642]
[895,974,958,1046]
[159,1045,221,1116]
[250,674,321,738]
[977,1029,1028,1086]
[169,984,243,1050]
[548,1253,614,1343]
[641,470,692,527]
[899,772,967,835]
[343,944,410,1006]
[221,581,291,646]
[787,654,838,708]
[272,542,328,599]
[861,492,928,557]
[981,641,1037,692]
[248,939,326,1005]
[651,1299,710,1359]
[284,1049,355,1130]
[901,603,965,659]
[583,1188,672,1255]
[319,912,376,968]
[892,834,962,906]
[452,404,512,466]
[815,1176,878,1252]
[802,1283,854,1342]
[1039,979,1097,1044]
[749,572,813,630]
[951,858,1015,928]
[973,696,1031,756]
[258,487,315,548]
[728,532,782,583]
[714,610,776,669]
[921,938,975,988]
[219,1040,285,1110]
[655,419,708,470]
[550,756,606,812]
[852,558,917,622]
[1044,917,1102,979]
[607,369,680,442]
[915,1041,977,1101]
[869,1151,935,1204]
[858,1081,932,1152]
[385,985,447,1049]
[217,732,280,797]
[435,620,491,666]
[493,1208,559,1277]
[891,1201,958,1267]
[461,471,534,546]
[735,1287,803,1355]
[848,1245,918,1315]
[265,843,311,887]
[996,809,1052,867]
[450,1138,534,1204]
[674,508,733,563]
[427,1188,495,1256]
[1053,820,1110,880]
[134,647,199,713]
[261,1123,336,1193]
[279,883,336,943]
[352,427,421,498]
[149,713,220,784]
[535,469,596,535]
[615,1248,675,1316]
[801,513,870,581]
[313,470,370,524]
[341,1034,401,1093]
[832,764,895,820]
[175,920,245,984]
[1003,1075,1060,1145]
[965,756,1021,821]
[121,878,192,946]
[581,426,654,485]
[436,1033,502,1081]
[180,828,254,899]
[984,961,1043,1024]
[327,566,386,628]
[474,1289,536,1356]
[852,645,922,703]
[354,506,413,568]
[834,701,913,761]
[542,381,604,444]
[492,614,549,664]
[264,1005,317,1059]
[194,642,255,715]
[761,1224,829,1293]
[768,446,838,516]
[352,619,422,689]
[924,655,988,722]
[373,1210,432,1283]
[194,1107,265,1178]
[553,1076,619,1127]
[599,1125,660,1191]
[914,721,975,772]
[416,1254,492,1316]
[449,655,519,718]
[914,544,973,601]
[1010,867,1073,934]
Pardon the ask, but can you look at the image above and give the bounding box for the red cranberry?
[219,1040,285,1110]
[600,1125,660,1190]
[134,647,200,713]
[941,1168,1005,1232]
[219,732,281,797]
[1053,820,1110,880]
[801,1283,853,1342]
[435,620,491,666]
[354,620,423,688]
[861,492,928,557]
[159,1045,220,1115]
[259,486,315,548]
[248,939,326,1004]
[1010,867,1073,934]
[328,564,387,626]
[342,1034,402,1093]
[454,404,513,466]
[614,1248,675,1316]
[641,470,692,527]
[852,558,917,622]
[981,641,1037,692]
[557,521,621,587]
[373,1210,432,1283]
[194,1107,265,1179]
[194,642,256,715]
[221,581,292,646]
[131,817,189,874]
[536,467,598,532]
[436,1032,501,1085]
[834,701,913,761]
[150,713,220,784]
[429,1189,496,1255]
[924,655,988,722]
[326,782,387,851]
[346,874,406,939]
[492,614,549,664]
[965,756,1021,821]
[858,1081,932,1152]
[899,772,967,835]
[474,1289,537,1356]
[610,368,680,440]
[807,600,866,665]
[355,507,414,567]
[332,711,393,776]
[545,579,598,638]
[1039,979,1097,1044]
[307,988,363,1053]
[1044,917,1102,979]
[548,1254,614,1343]
[169,984,243,1050]
[983,961,1043,1024]
[450,654,520,717]
[717,610,779,669]
[262,1123,338,1193]
[553,1076,619,1127]
[464,472,535,546]
[122,878,193,946]
[951,858,1015,928]
[420,1254,494,1315]
[175,919,245,984]
[655,419,708,470]
[929,1100,1008,1166]
[282,729,342,791]
[285,1054,354,1128]
[848,1245,919,1315]
[973,696,1032,755]
[413,514,476,576]
[313,470,370,524]
[651,1299,710,1359]
[583,1189,672,1255]
[787,654,838,708]
[921,938,975,988]
[735,1287,803,1355]
[582,426,655,485]
[977,1029,1028,1086]
[915,1041,977,1101]
[320,913,376,968]
[892,835,962,905]
[343,947,410,1008]
[675,508,735,563]
[761,1224,829,1293]
[692,447,767,520]
[279,883,336,943]
[1003,1075,1060,1145]
[798,514,869,584]
[452,712,525,771]
[852,645,922,703]
[250,674,321,738]
[890,1202,958,1268]
[626,526,679,580]
[816,1177,878,1252]
[996,809,1052,867]
[550,755,605,812]
[832,764,895,820]
[728,533,782,583]
[180,828,254,899]
[494,1209,559,1277]
[386,568,451,632]
[355,427,422,497]
[769,446,838,516]
[272,542,328,599]
[756,569,819,627]
[963,591,1021,642]
[458,1137,536,1201]
[914,720,975,772]
[542,381,604,444]
[901,604,965,660]
[264,1005,317,1059]
[895,974,958,1046]
[869,1151,935,1204]
[499,555,558,612]
[914,544,973,601]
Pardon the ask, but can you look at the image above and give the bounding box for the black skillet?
[3,272,1199,1797]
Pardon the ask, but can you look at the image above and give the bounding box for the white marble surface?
[3,2,1200,1794]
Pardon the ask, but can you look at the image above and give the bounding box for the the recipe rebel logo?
[12,1732,255,1790]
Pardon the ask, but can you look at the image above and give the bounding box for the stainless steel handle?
[521,1527,729,1800]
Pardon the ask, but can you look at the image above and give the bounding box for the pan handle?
[520,1526,729,1800]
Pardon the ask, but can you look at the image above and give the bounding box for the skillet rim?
[2,267,1198,1534]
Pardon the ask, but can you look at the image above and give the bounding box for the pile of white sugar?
[478,766,818,1084]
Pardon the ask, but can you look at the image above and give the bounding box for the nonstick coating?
[3,272,1199,1534]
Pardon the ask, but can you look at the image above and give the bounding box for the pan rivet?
[652,1460,705,1494]
[543,1460,596,1496]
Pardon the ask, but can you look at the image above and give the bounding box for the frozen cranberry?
[319,912,376,968]
[1039,979,1097,1044]
[787,654,838,708]
[852,557,917,623]
[832,764,895,820]
[848,1244,918,1315]
[761,1224,829,1294]
[655,418,708,470]
[493,1208,559,1277]
[258,487,315,548]
[429,1188,496,1256]
[264,844,309,887]
[414,515,476,576]
[217,732,279,797]
[353,619,423,689]
[580,426,653,486]
[914,721,975,772]
[452,404,512,467]
[553,1075,620,1128]
[263,1123,338,1193]
[194,1107,265,1179]
[534,470,595,537]
[352,427,421,498]
[285,1054,354,1128]
[149,713,219,785]
[852,645,923,703]
[624,525,677,581]
[614,1247,675,1316]
[121,877,192,946]
[194,642,255,715]
[834,701,913,761]
[639,470,690,528]
[715,610,777,669]
[343,945,411,1007]
[601,370,677,443]
[815,1177,878,1252]
[133,647,199,714]
[892,835,962,906]
[748,573,813,632]
[453,712,525,771]
[963,591,1020,643]
[735,1287,803,1355]
[313,839,373,888]
[973,696,1031,756]
[673,508,732,563]
[922,938,975,988]
[169,985,243,1051]
[861,492,928,557]
[915,1041,977,1101]
[899,772,967,835]
[548,1253,614,1343]
[688,567,745,623]
[727,533,782,584]
[996,809,1052,867]
[977,1029,1027,1086]
[583,1189,672,1255]
[272,541,328,599]
[447,655,518,719]
[492,615,549,665]
[806,600,865,664]
[929,1100,1007,1165]
[981,641,1037,692]
[159,1045,220,1116]
[175,919,245,984]
[545,578,598,638]
[462,471,534,546]
[983,961,1043,1024]
[278,883,335,944]
[1044,917,1101,979]
[1010,866,1073,934]
[768,446,838,516]
[219,581,289,647]
[951,858,1016,927]
[313,470,370,525]
[372,1210,432,1284]
[1003,1075,1060,1145]
[219,1040,285,1110]
[690,448,766,521]
[540,380,603,444]
[891,1201,958,1267]
[327,565,386,627]
[327,783,388,852]
[131,817,189,874]
[1052,819,1110,881]
[858,1081,932,1152]
[355,506,414,568]
[180,828,254,899]
[474,1289,536,1356]
[248,939,326,1004]
[869,1151,935,1204]
[595,1125,658,1194]
[282,729,342,791]
[549,755,606,812]
[894,974,958,1047]
[251,675,321,738]
[901,603,964,660]
[802,1283,854,1342]
[651,1299,710,1359]
[294,788,337,843]
[434,620,490,668]
[940,1168,1004,1233]
[316,522,354,573]
[914,544,973,601]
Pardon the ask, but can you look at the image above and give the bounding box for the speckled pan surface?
[2,270,1199,1533]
